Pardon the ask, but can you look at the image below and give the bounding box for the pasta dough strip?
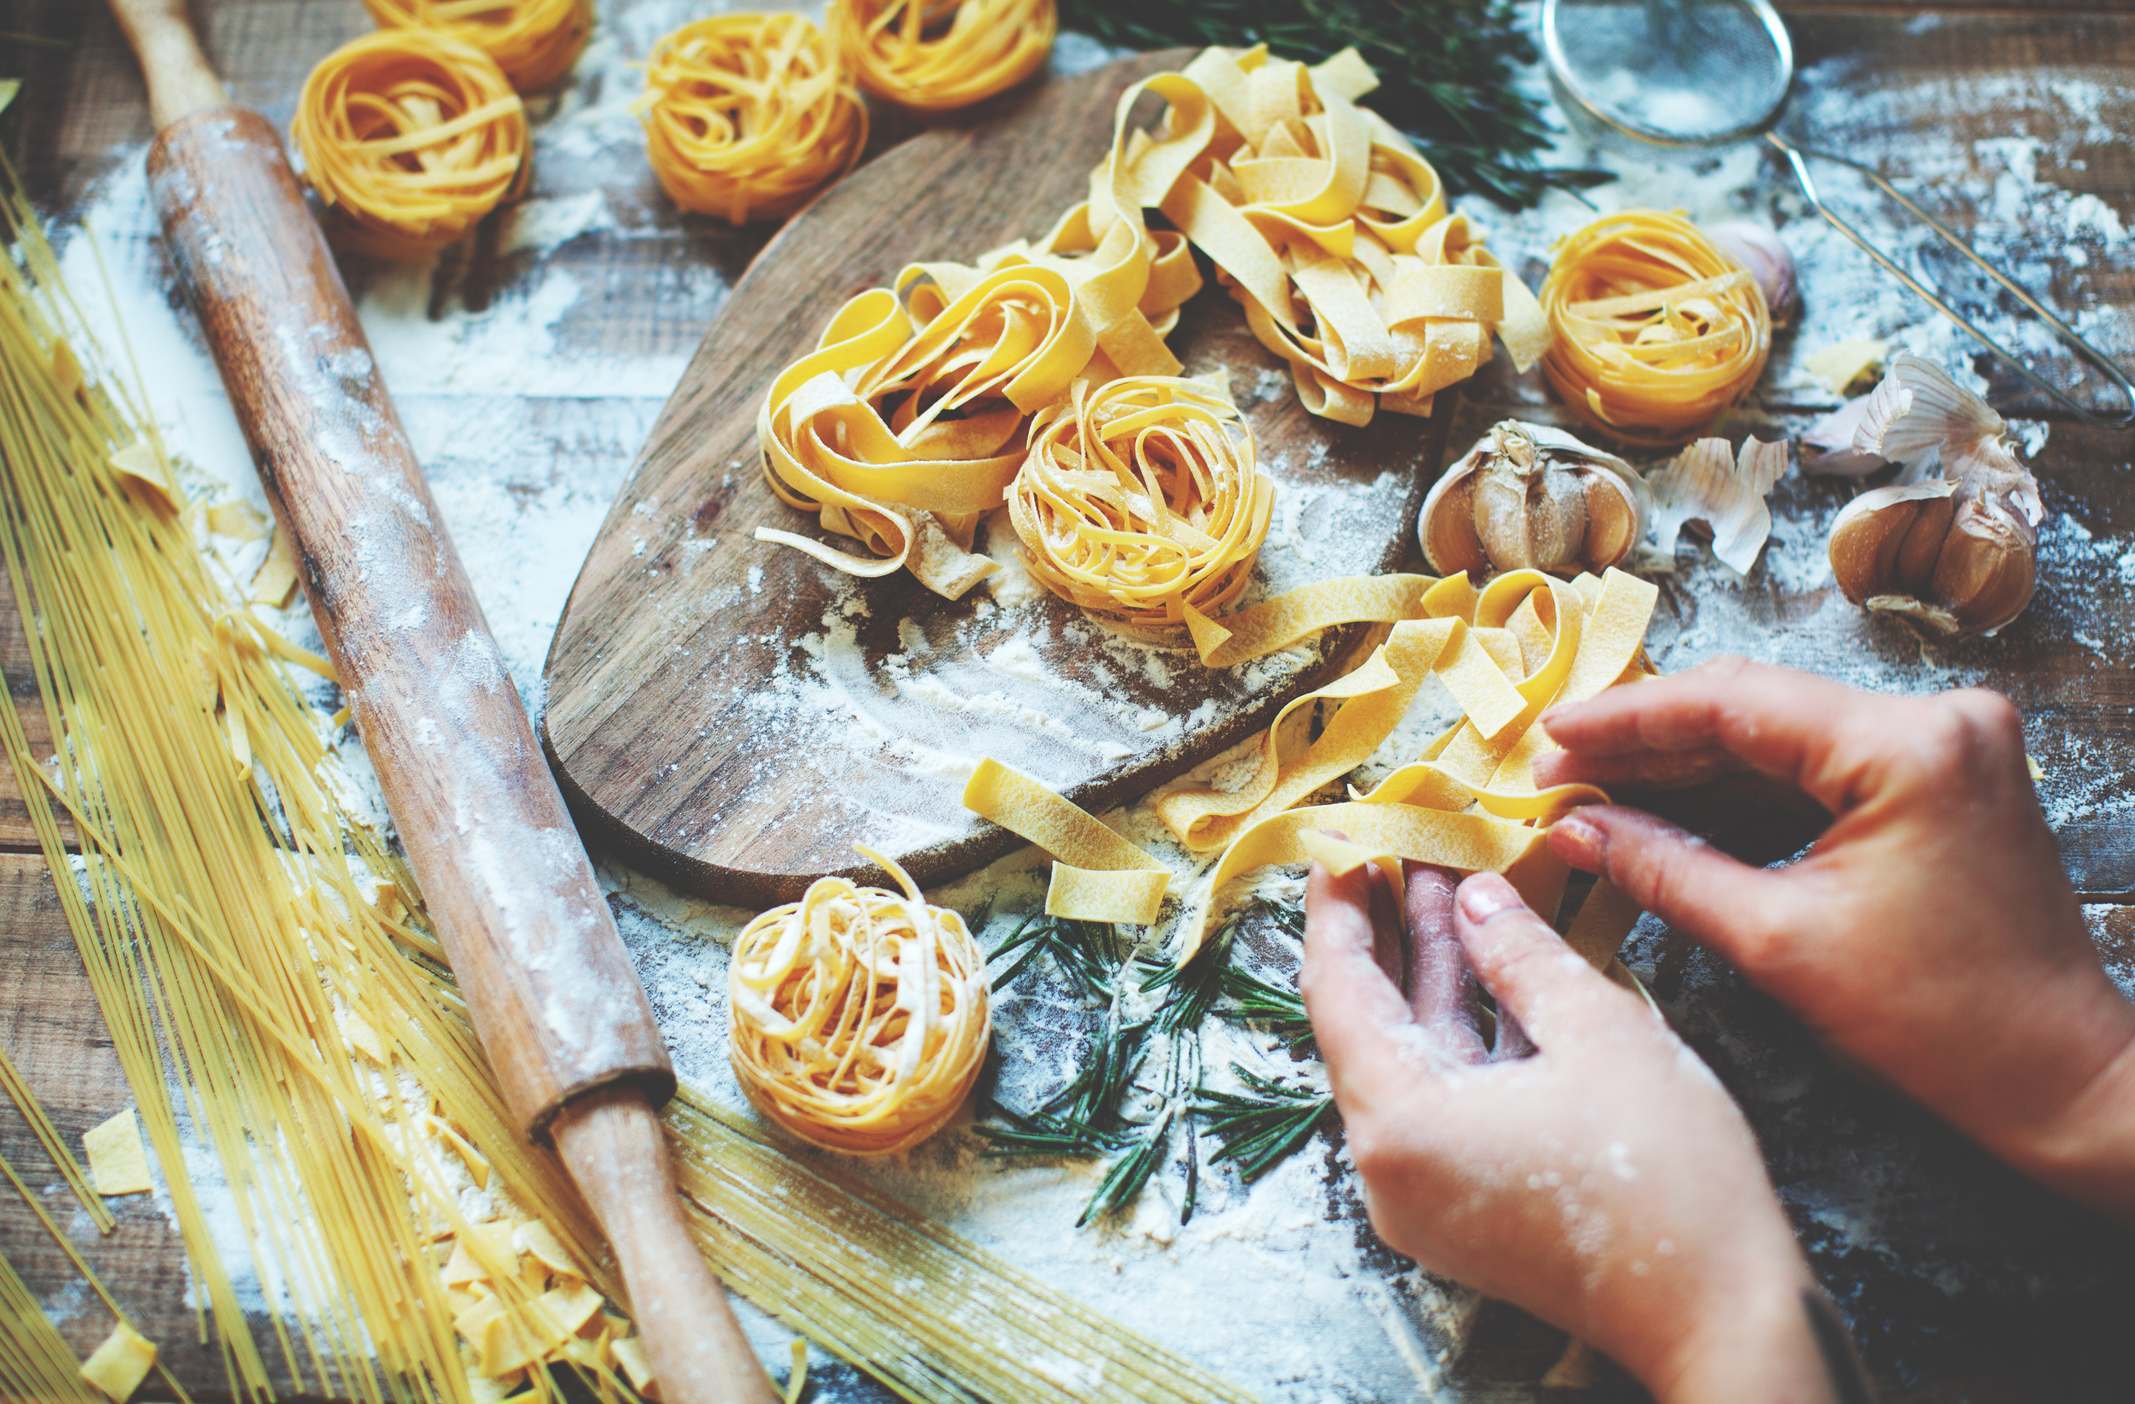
[963,759,1169,924]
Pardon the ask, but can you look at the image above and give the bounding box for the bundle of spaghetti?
[3,171,1253,1404]
[828,0,1055,111]
[363,0,594,90]
[966,567,1661,966]
[0,180,644,1403]
[0,1045,114,1234]
[1007,374,1273,633]
[728,849,989,1155]
[640,14,868,226]
[292,28,529,259]
[755,66,1210,598]
[0,1242,95,1402]
[1539,209,1772,448]
[1143,45,1548,426]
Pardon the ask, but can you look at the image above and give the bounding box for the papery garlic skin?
[1826,356,2044,637]
[1420,420,1643,578]
[1708,221,1796,324]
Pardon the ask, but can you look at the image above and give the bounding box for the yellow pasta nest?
[1539,209,1773,448]
[362,0,594,91]
[728,851,990,1156]
[1152,45,1548,426]
[828,0,1055,111]
[292,30,529,259]
[640,14,869,226]
[1007,375,1273,633]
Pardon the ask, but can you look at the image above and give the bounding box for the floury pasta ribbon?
[963,567,1660,966]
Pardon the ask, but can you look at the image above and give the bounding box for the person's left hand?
[1302,860,1839,1402]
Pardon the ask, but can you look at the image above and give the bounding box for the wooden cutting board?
[541,49,1455,906]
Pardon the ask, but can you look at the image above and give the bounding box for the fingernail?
[1550,814,1606,870]
[1456,872,1520,923]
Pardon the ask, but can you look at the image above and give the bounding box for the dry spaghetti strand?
[363,0,594,90]
[641,13,868,226]
[728,850,990,1157]
[1539,208,1772,448]
[292,28,529,259]
[1008,374,1273,634]
[829,0,1055,111]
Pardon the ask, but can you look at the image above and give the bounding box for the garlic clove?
[1800,395,1885,478]
[1853,353,2004,470]
[1708,221,1795,324]
[1419,420,1644,578]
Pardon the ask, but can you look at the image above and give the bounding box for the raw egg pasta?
[728,850,990,1156]
[1007,375,1273,634]
[755,69,1211,597]
[1540,209,1773,448]
[1153,45,1548,426]
[362,0,594,91]
[292,29,529,259]
[829,0,1055,112]
[640,14,868,225]
[965,568,1660,963]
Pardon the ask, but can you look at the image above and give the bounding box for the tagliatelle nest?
[1008,375,1273,634]
[1539,209,1772,448]
[640,14,869,226]
[828,0,1056,111]
[728,851,990,1156]
[362,0,594,91]
[292,29,529,259]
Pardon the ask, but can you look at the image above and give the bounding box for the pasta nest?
[1008,375,1274,634]
[361,0,594,91]
[292,29,529,259]
[1150,45,1549,426]
[1539,209,1773,448]
[640,14,869,226]
[728,852,990,1157]
[828,0,1055,112]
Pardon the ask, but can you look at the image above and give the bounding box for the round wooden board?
[541,49,1457,905]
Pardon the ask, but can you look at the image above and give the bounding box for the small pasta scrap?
[1154,45,1548,426]
[829,0,1055,111]
[1008,375,1273,634]
[641,14,869,226]
[1539,208,1773,448]
[728,850,990,1156]
[292,29,529,259]
[362,0,594,91]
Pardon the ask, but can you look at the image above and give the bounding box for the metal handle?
[1768,130,2135,429]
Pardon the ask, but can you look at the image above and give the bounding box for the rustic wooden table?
[2,1,2133,1400]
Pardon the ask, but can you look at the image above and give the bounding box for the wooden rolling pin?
[107,4,775,1400]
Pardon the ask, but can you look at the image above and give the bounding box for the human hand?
[1534,658,2135,1219]
[1302,860,1847,1402]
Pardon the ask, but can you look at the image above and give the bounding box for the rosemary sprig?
[1062,0,1612,209]
[1194,1066,1335,1183]
[1217,967,1315,1051]
[988,912,1126,1002]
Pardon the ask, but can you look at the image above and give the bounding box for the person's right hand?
[1533,658,2135,1219]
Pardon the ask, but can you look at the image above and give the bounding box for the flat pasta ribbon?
[728,848,991,1156]
[362,0,594,91]
[1540,209,1772,448]
[640,14,869,226]
[828,0,1055,111]
[961,759,1169,925]
[1151,45,1548,426]
[292,29,529,259]
[1007,374,1273,634]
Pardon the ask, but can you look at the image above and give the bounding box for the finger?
[1451,873,1645,1049]
[1531,745,1740,790]
[1540,657,1884,814]
[1401,861,1486,1062]
[1547,805,1802,972]
[1491,1007,1535,1062]
[1303,860,1428,1107]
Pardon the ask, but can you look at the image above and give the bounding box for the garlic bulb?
[1420,421,1643,578]
[1826,355,2043,637]
[1708,221,1796,324]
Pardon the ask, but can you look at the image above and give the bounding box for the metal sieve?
[1540,0,2135,427]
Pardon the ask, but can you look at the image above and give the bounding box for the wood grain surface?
[3,2,2135,1401]
[541,47,1447,905]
